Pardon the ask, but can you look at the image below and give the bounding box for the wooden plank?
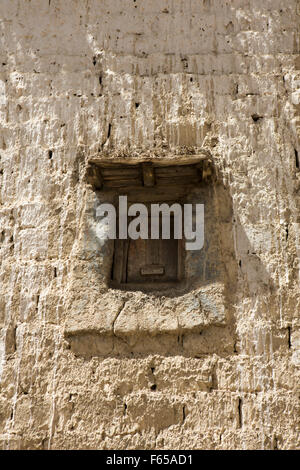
[121,239,129,283]
[101,168,141,177]
[177,238,184,281]
[155,165,197,177]
[112,240,123,283]
[140,265,165,276]
[156,175,199,186]
[102,174,141,181]
[127,188,187,203]
[103,179,142,188]
[127,238,147,283]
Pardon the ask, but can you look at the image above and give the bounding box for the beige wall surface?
[0,0,299,449]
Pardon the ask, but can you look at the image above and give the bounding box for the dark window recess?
[87,160,211,289]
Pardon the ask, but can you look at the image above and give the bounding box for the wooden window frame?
[111,211,185,290]
[86,160,209,290]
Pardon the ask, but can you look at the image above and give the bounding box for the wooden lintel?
[88,152,210,167]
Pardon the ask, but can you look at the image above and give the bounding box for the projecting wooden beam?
[85,164,103,189]
[142,162,155,187]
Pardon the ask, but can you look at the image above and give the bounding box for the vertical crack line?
[48,330,61,449]
[107,123,111,140]
[102,123,112,147]
[182,405,186,424]
[295,149,299,169]
[12,325,17,353]
[209,361,218,392]
[288,326,291,349]
[36,294,40,315]
[238,398,243,428]
[8,323,26,448]
[112,301,126,336]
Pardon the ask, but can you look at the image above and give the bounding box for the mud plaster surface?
[0,0,299,450]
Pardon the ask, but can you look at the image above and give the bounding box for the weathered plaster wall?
[0,0,299,449]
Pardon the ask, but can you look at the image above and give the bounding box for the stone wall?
[0,0,299,449]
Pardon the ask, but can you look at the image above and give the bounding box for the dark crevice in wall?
[208,361,218,392]
[107,123,112,140]
[149,366,156,389]
[288,326,291,349]
[149,365,157,391]
[9,235,14,254]
[238,398,243,428]
[102,123,112,148]
[251,114,263,122]
[11,326,17,353]
[182,406,186,424]
[20,385,28,395]
[295,149,299,169]
[181,57,188,69]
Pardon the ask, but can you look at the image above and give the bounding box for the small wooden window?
[86,160,209,290]
[112,214,183,288]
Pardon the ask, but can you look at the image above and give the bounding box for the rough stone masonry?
[0,0,299,450]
